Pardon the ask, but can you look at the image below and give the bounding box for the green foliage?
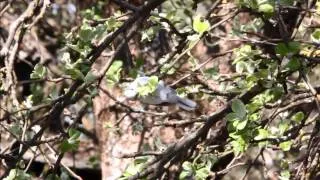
[3,0,318,179]
[232,17,264,34]
[29,83,44,105]
[283,57,301,72]
[193,15,210,34]
[258,3,274,14]
[9,121,23,137]
[105,60,123,86]
[279,141,293,151]
[161,0,194,33]
[311,29,320,43]
[233,45,262,74]
[60,128,81,153]
[80,1,106,20]
[65,68,85,80]
[141,25,160,42]
[79,23,97,43]
[137,76,159,97]
[60,52,86,80]
[4,169,32,180]
[179,154,216,180]
[291,111,304,123]
[160,63,176,75]
[227,86,285,153]
[254,129,269,141]
[204,67,219,80]
[120,157,149,180]
[279,170,291,180]
[88,155,100,169]
[231,99,247,119]
[230,136,248,154]
[275,42,300,57]
[84,71,98,85]
[248,87,284,113]
[227,99,250,154]
[30,63,46,79]
[60,10,123,82]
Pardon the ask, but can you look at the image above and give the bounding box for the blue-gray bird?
[124,76,197,111]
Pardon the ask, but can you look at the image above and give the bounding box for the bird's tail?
[176,97,197,111]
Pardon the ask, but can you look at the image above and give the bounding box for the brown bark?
[93,85,141,179]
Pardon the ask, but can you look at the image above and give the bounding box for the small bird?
[124,76,197,111]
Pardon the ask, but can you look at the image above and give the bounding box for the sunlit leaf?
[258,4,274,14]
[4,169,31,180]
[279,141,292,151]
[30,64,47,79]
[291,111,304,123]
[193,15,210,34]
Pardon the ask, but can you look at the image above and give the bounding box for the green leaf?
[193,15,210,34]
[60,140,78,153]
[133,157,148,165]
[289,41,301,53]
[236,61,246,73]
[231,99,247,119]
[229,132,240,139]
[275,43,288,56]
[279,141,292,151]
[136,58,144,68]
[65,68,85,80]
[67,43,83,54]
[105,16,123,31]
[9,122,22,137]
[236,119,248,130]
[246,62,255,74]
[311,29,320,43]
[231,137,247,154]
[276,42,300,56]
[279,170,291,180]
[69,128,81,140]
[195,167,210,179]
[204,67,219,79]
[106,60,123,86]
[4,169,32,180]
[137,76,159,97]
[93,24,108,40]
[285,57,301,71]
[148,76,158,87]
[141,26,160,42]
[226,113,238,121]
[291,111,304,123]
[160,63,176,75]
[79,23,95,43]
[30,64,46,79]
[258,4,274,14]
[179,171,191,180]
[182,161,193,171]
[60,128,81,153]
[254,129,269,140]
[121,157,148,178]
[84,71,97,85]
[279,121,289,135]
